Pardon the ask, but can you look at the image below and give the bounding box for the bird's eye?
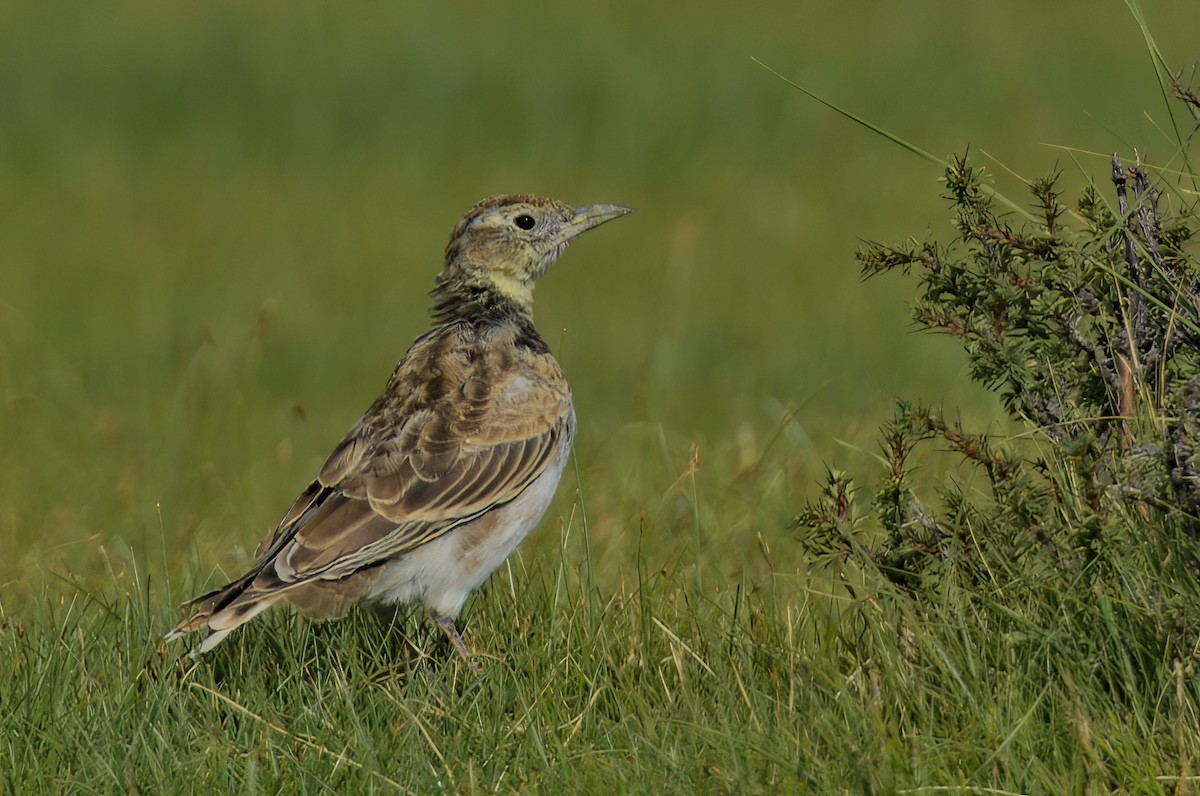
[514,214,536,230]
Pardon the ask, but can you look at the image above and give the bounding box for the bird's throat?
[431,273,535,323]
[483,272,534,308]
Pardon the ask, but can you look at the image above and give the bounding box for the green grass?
[9,501,1200,792]
[3,0,1200,792]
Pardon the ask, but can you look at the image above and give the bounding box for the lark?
[168,194,631,671]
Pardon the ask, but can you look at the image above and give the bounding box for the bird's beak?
[555,203,634,244]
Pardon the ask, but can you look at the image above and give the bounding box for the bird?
[167,194,632,672]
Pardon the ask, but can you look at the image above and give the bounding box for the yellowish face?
[441,195,632,307]
[457,197,576,289]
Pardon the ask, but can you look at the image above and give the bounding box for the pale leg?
[429,610,482,675]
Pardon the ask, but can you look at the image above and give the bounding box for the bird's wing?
[250,347,572,590]
[172,328,572,632]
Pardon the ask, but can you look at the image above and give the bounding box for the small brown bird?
[167,194,631,670]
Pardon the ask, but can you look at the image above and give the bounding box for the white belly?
[365,435,571,618]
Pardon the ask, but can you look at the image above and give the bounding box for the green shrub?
[797,90,1200,775]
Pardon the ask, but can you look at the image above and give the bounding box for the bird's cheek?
[536,244,568,276]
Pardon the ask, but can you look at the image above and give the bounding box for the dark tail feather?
[165,564,276,647]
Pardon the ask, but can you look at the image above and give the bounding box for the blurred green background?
[0,0,1195,600]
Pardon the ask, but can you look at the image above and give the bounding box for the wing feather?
[254,324,571,589]
[173,322,574,641]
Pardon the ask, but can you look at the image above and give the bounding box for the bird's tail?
[165,573,282,656]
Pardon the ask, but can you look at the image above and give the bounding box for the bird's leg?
[429,611,482,675]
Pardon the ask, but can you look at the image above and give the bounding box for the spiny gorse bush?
[797,86,1200,755]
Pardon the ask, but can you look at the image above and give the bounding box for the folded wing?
[172,331,571,635]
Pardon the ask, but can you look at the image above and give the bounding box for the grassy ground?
[2,0,1200,792]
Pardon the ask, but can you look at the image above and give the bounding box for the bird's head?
[434,194,632,316]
